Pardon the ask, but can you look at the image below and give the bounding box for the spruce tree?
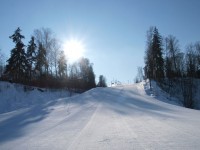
[152,27,164,80]
[27,36,37,80]
[35,43,47,76]
[144,27,154,88]
[87,65,96,89]
[5,27,28,82]
[97,75,107,87]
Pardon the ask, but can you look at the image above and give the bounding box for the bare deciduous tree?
[34,28,55,75]
[135,67,143,83]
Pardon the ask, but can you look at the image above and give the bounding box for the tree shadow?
[0,100,57,144]
[90,87,180,119]
[0,86,183,145]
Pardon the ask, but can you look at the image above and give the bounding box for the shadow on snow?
[0,86,187,144]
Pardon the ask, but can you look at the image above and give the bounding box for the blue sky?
[1,0,200,84]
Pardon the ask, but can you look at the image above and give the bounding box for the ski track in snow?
[0,83,200,149]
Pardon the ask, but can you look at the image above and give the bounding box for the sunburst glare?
[63,38,85,62]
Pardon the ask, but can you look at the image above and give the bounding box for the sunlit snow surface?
[0,81,200,150]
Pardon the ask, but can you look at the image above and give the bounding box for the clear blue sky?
[1,0,200,84]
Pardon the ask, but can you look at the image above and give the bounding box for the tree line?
[144,26,200,108]
[1,27,107,92]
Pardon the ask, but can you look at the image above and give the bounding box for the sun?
[63,39,85,62]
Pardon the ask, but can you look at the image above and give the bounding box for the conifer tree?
[151,27,164,80]
[144,26,164,87]
[144,27,154,88]
[5,27,28,82]
[35,43,47,76]
[87,65,96,89]
[27,36,37,80]
[97,75,107,87]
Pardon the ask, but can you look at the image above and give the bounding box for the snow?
[0,81,70,113]
[143,80,183,106]
[0,81,200,149]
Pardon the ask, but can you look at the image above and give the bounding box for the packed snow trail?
[0,83,200,149]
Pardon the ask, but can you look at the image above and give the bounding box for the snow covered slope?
[0,81,70,113]
[0,82,200,150]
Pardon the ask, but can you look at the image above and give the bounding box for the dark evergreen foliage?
[144,26,200,109]
[151,27,164,80]
[3,27,101,93]
[97,75,107,87]
[144,26,164,87]
[27,36,37,80]
[35,43,47,76]
[144,27,154,82]
[5,27,28,82]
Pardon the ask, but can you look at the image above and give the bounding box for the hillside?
[0,81,200,149]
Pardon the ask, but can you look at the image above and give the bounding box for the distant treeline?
[144,26,200,109]
[0,27,107,92]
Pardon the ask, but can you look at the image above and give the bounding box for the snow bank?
[0,81,70,113]
[142,80,183,107]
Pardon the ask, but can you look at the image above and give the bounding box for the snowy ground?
[143,80,183,106]
[0,82,200,149]
[0,81,70,113]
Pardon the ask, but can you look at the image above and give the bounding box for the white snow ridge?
[0,81,200,150]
